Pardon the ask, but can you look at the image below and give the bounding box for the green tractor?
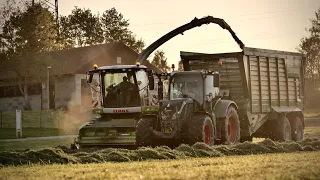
[136,69,240,147]
[72,63,159,148]
[132,16,244,147]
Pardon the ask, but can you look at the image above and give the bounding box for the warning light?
[171,64,175,71]
[93,64,98,69]
[136,62,140,66]
[218,60,223,66]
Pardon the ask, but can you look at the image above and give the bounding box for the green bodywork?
[142,105,159,115]
[76,105,159,146]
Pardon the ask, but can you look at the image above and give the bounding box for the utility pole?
[55,0,58,25]
[47,66,52,109]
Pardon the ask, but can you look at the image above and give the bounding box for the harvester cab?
[73,62,157,148]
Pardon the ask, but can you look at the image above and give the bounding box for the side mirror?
[147,70,154,90]
[213,73,220,87]
[87,72,93,83]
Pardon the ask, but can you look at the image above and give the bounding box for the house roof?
[47,42,123,75]
[48,42,162,75]
[0,42,162,83]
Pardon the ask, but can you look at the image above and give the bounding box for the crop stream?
[0,138,319,166]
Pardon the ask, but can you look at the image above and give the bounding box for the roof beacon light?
[93,64,98,69]
[136,62,140,66]
[171,64,175,72]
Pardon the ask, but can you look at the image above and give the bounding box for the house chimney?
[116,57,122,64]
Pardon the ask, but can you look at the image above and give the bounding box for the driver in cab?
[181,82,197,99]
[118,76,135,105]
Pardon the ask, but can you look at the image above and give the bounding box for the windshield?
[103,70,139,108]
[169,73,203,104]
[103,69,149,108]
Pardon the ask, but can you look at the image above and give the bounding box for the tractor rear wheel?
[221,106,240,145]
[272,116,292,142]
[188,115,214,146]
[136,117,155,147]
[291,117,304,142]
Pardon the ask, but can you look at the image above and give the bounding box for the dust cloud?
[58,91,93,134]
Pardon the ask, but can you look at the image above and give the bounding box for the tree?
[298,7,320,83]
[59,7,103,47]
[151,50,170,72]
[101,7,145,53]
[297,6,320,108]
[0,0,25,30]
[178,60,184,71]
[0,3,60,109]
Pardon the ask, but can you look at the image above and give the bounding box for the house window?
[0,83,41,98]
[1,85,21,97]
[28,83,41,95]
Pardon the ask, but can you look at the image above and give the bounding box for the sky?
[3,0,320,66]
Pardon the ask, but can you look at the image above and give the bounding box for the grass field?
[304,108,320,118]
[0,137,75,151]
[0,128,69,140]
[0,151,319,180]
[0,118,319,179]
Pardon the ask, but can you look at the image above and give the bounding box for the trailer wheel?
[221,106,240,145]
[188,115,214,146]
[291,117,304,142]
[136,117,155,147]
[273,116,292,142]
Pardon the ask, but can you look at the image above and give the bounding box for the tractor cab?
[159,71,221,114]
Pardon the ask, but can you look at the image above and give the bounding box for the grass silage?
[1,138,319,166]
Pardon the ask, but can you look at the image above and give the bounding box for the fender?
[192,111,215,121]
[213,99,238,119]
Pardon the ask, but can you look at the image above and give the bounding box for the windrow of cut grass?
[0,138,319,167]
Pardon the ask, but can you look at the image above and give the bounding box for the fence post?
[16,109,22,138]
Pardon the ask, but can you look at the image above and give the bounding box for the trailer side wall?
[243,47,304,113]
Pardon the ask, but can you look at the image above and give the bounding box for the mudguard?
[213,99,238,119]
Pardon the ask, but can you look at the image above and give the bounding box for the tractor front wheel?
[136,117,156,147]
[221,106,240,145]
[188,115,215,146]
